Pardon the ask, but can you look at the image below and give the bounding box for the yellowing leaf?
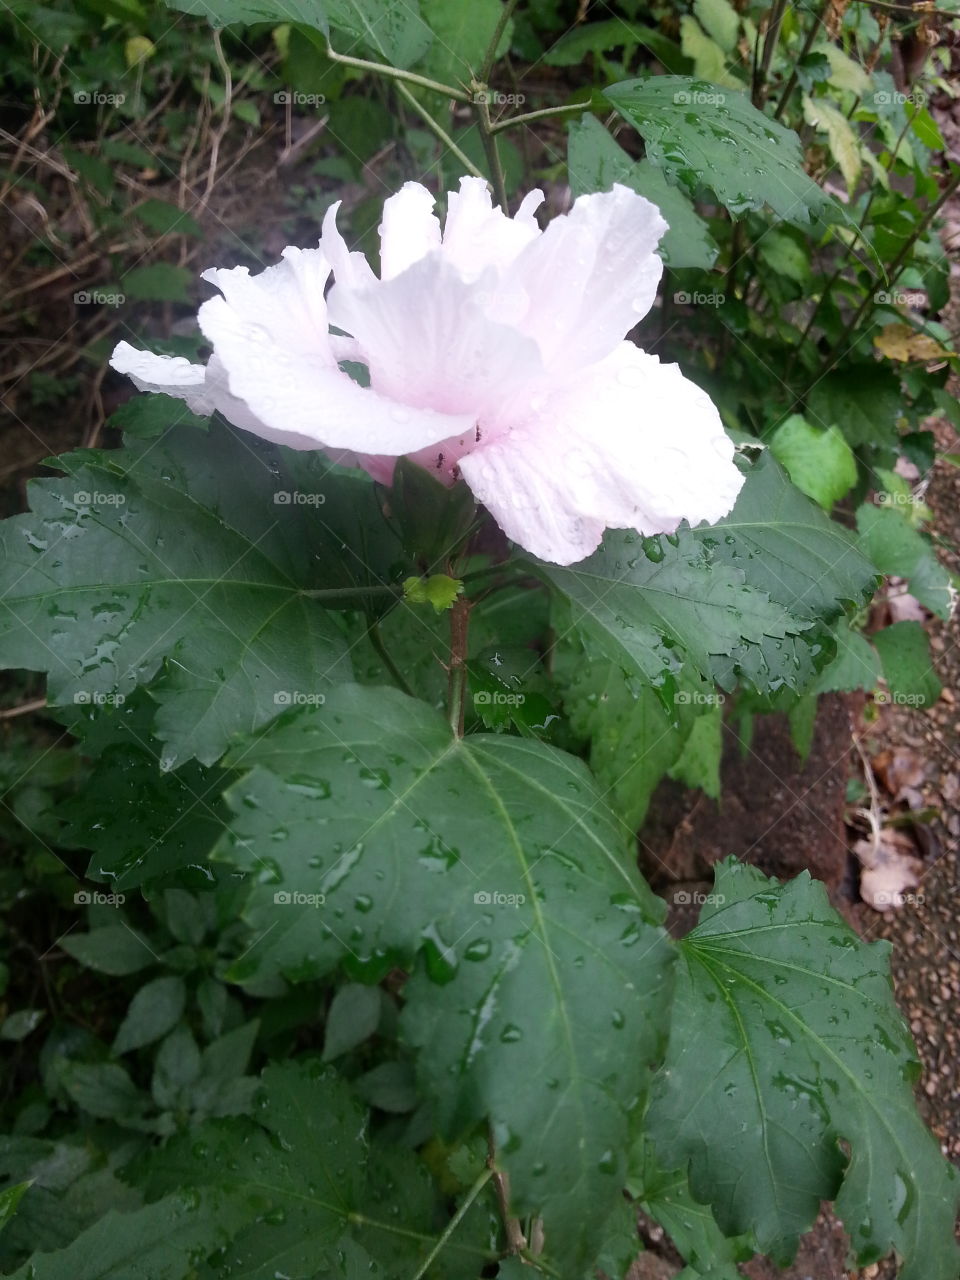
[873,323,954,363]
[803,94,861,191]
[679,18,741,88]
[818,43,871,95]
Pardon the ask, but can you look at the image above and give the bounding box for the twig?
[409,1168,493,1280]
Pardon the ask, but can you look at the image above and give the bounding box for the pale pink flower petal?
[459,343,744,566]
[110,342,215,415]
[378,182,441,280]
[440,176,544,280]
[198,248,472,454]
[508,184,667,372]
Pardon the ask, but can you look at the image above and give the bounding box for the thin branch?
[326,43,470,102]
[394,81,485,179]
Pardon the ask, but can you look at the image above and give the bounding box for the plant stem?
[488,1130,527,1254]
[773,0,830,120]
[752,0,788,106]
[368,617,415,698]
[409,1168,494,1280]
[474,89,509,209]
[325,43,470,102]
[490,100,587,134]
[447,593,471,736]
[395,81,486,179]
[300,585,398,601]
[480,0,520,83]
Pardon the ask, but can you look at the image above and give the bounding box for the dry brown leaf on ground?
[854,828,924,910]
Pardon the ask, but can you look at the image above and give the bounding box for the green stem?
[474,89,509,209]
[300,585,398,601]
[409,1168,494,1280]
[773,0,830,120]
[368,617,414,698]
[490,100,587,134]
[447,593,471,736]
[325,43,470,102]
[395,81,486,179]
[480,0,520,83]
[752,0,787,106]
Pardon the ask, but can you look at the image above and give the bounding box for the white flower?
[111,178,743,565]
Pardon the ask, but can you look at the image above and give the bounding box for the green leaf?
[628,1137,752,1277]
[646,860,960,1277]
[121,264,193,304]
[59,1062,148,1122]
[113,976,186,1054]
[135,1061,489,1277]
[769,414,857,509]
[871,620,941,708]
[802,94,861,192]
[161,0,331,31]
[0,1010,45,1041]
[545,19,691,76]
[568,115,717,270]
[0,1181,30,1236]
[325,0,432,68]
[667,700,723,799]
[59,926,156,975]
[322,982,382,1060]
[215,684,674,1269]
[605,76,844,225]
[0,423,352,767]
[403,574,463,613]
[533,526,815,695]
[6,1193,240,1280]
[354,1061,418,1113]
[814,623,881,694]
[856,503,954,620]
[107,392,209,439]
[693,0,739,53]
[418,0,508,85]
[679,18,742,88]
[700,449,877,620]
[61,746,226,888]
[806,365,902,449]
[132,199,202,238]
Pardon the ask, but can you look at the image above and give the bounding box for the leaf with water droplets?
[646,858,959,1279]
[213,683,674,1270]
[0,421,403,766]
[605,76,847,227]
